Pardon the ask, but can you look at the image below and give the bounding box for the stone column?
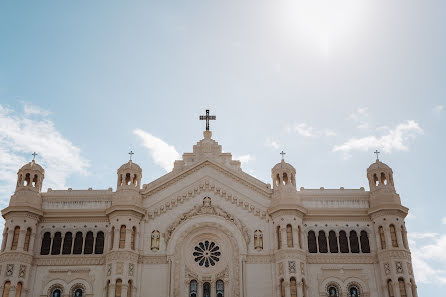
[9,286,16,297]
[122,283,128,297]
[125,228,132,250]
[405,282,413,297]
[17,229,26,251]
[292,227,299,249]
[109,284,115,297]
[197,281,203,297]
[382,281,390,297]
[393,281,402,297]
[297,281,303,297]
[284,280,291,297]
[375,229,382,250]
[396,227,404,249]
[114,227,120,250]
[6,228,14,250]
[29,232,36,253]
[384,227,392,249]
[281,227,287,249]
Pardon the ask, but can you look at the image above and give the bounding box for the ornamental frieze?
[307,254,377,264]
[34,256,104,266]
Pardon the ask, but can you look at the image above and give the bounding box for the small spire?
[280,150,286,161]
[374,150,380,161]
[32,152,38,161]
[128,150,134,161]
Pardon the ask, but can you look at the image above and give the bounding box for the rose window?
[193,240,221,267]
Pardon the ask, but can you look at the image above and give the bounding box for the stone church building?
[0,125,417,297]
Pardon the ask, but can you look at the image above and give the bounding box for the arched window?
[40,232,51,255]
[290,277,297,297]
[95,231,105,254]
[329,231,338,253]
[339,231,349,253]
[277,226,281,249]
[62,232,73,254]
[216,280,224,297]
[106,281,110,297]
[2,281,10,297]
[189,280,198,297]
[318,231,328,253]
[23,228,31,252]
[349,285,360,297]
[131,227,136,250]
[327,285,339,297]
[401,226,408,249]
[73,232,83,254]
[379,226,386,249]
[11,227,20,250]
[119,226,126,249]
[50,288,62,297]
[399,279,407,297]
[276,174,280,187]
[298,226,302,249]
[283,173,288,184]
[73,288,83,297]
[127,280,132,297]
[387,280,394,297]
[2,228,8,251]
[151,230,160,251]
[51,232,62,255]
[360,231,370,253]
[115,279,122,297]
[254,230,263,250]
[110,227,115,250]
[84,231,94,254]
[280,279,285,297]
[16,282,22,297]
[307,231,317,253]
[390,225,398,247]
[349,231,360,253]
[203,282,210,297]
[286,225,293,248]
[381,172,387,185]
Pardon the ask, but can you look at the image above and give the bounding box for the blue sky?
[0,0,445,294]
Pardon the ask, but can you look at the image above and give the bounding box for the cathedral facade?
[0,129,417,297]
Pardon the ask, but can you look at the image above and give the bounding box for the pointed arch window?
[307,231,317,253]
[399,279,407,297]
[73,232,83,254]
[280,279,285,297]
[131,227,136,250]
[15,282,22,297]
[40,232,51,255]
[84,231,94,254]
[298,226,302,249]
[329,231,338,253]
[1,228,8,251]
[203,282,210,297]
[110,227,115,250]
[216,280,224,297]
[387,280,394,297]
[62,232,73,254]
[390,225,398,247]
[2,281,10,297]
[290,277,297,297]
[189,280,197,297]
[339,231,349,253]
[51,232,62,255]
[119,226,126,249]
[277,226,282,249]
[23,228,31,252]
[401,226,409,249]
[349,231,360,253]
[318,231,328,253]
[127,280,132,297]
[360,231,370,253]
[115,279,122,297]
[379,226,386,249]
[286,225,293,248]
[11,227,20,250]
[95,231,105,254]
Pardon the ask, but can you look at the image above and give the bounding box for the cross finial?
[374,150,380,161]
[199,109,216,131]
[280,151,286,161]
[32,152,38,161]
[129,150,134,161]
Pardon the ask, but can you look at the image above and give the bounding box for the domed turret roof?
[367,160,392,172]
[118,160,142,173]
[272,160,296,173]
[19,160,44,173]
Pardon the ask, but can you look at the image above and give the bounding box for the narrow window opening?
[318,230,328,253]
[329,231,338,253]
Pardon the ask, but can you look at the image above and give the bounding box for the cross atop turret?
[199,109,216,131]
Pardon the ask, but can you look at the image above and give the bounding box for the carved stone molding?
[0,252,33,264]
[307,254,377,264]
[139,255,168,264]
[377,249,412,262]
[34,256,105,266]
[105,251,138,262]
[246,255,272,264]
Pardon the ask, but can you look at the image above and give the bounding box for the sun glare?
[279,0,369,56]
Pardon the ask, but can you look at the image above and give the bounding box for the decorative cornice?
[0,252,33,264]
[34,255,105,266]
[273,249,307,262]
[377,249,412,261]
[105,205,145,218]
[2,206,43,220]
[246,254,273,264]
[105,251,139,262]
[307,253,378,264]
[139,255,168,264]
[368,206,409,219]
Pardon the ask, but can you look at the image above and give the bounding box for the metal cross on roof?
[32,152,38,161]
[280,151,286,161]
[129,150,134,161]
[374,150,380,161]
[199,109,216,131]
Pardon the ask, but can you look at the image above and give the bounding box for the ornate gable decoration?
[165,197,250,246]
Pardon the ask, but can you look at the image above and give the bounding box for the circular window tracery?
[193,240,221,267]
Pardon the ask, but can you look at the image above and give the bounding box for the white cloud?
[348,107,369,129]
[0,104,89,242]
[433,105,444,114]
[292,123,314,137]
[23,103,51,116]
[287,123,337,138]
[234,154,254,164]
[442,217,446,224]
[324,129,337,137]
[133,129,180,172]
[265,138,280,149]
[408,232,439,239]
[333,120,423,158]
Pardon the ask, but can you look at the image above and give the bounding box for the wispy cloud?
[433,105,444,114]
[348,107,369,129]
[23,103,51,116]
[265,138,280,149]
[133,129,180,172]
[442,217,446,224]
[234,154,254,164]
[333,120,423,158]
[286,123,336,138]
